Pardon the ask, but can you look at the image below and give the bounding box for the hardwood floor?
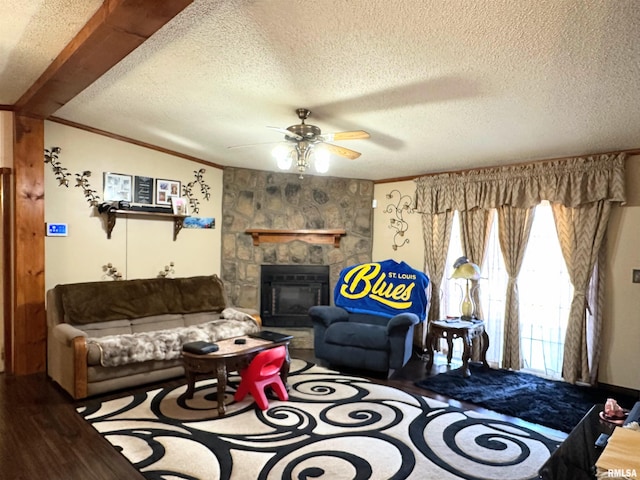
[0,349,564,480]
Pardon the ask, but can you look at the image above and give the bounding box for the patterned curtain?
[551,201,611,384]
[459,208,494,320]
[497,205,535,370]
[420,211,454,323]
[586,243,606,385]
[459,208,494,360]
[415,153,626,377]
[414,154,626,214]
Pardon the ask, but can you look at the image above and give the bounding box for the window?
[441,202,573,378]
[517,202,573,377]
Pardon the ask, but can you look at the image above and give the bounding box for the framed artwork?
[155,179,181,205]
[103,172,132,202]
[184,217,215,229]
[133,176,154,204]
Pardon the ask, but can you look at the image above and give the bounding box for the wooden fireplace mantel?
[245,229,346,248]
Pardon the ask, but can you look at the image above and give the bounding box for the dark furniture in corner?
[309,305,420,377]
[539,404,612,480]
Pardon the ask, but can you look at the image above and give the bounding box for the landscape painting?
[183,217,215,229]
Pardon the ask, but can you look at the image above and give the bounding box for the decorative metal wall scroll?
[383,189,414,250]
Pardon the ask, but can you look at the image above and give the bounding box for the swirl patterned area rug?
[77,359,562,480]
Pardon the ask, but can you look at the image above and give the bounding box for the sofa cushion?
[75,319,132,338]
[87,343,102,366]
[348,313,390,327]
[88,318,260,367]
[324,322,388,350]
[131,314,185,333]
[183,311,223,327]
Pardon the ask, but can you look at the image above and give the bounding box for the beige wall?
[44,121,223,291]
[602,154,640,390]
[0,111,13,168]
[372,160,640,390]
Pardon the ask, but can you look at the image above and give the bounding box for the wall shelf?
[103,209,187,241]
[245,228,346,248]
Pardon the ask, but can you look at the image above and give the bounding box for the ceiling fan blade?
[267,126,303,141]
[322,143,361,160]
[321,130,370,141]
[227,141,280,149]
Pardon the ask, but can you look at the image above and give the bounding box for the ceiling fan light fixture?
[314,147,330,173]
[264,108,368,177]
[273,144,293,170]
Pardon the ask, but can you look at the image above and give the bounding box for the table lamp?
[451,256,481,320]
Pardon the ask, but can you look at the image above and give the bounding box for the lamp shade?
[451,261,481,280]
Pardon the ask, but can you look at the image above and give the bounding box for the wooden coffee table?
[181,335,291,415]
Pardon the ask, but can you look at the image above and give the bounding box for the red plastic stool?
[234,345,289,410]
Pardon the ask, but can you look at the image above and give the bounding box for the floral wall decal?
[102,263,123,280]
[182,168,211,214]
[44,147,70,187]
[158,261,175,278]
[75,171,100,206]
[44,147,100,206]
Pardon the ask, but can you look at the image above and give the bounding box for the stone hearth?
[221,167,374,312]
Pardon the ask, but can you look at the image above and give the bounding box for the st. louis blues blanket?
[334,259,429,320]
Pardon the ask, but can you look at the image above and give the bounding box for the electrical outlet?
[633,269,640,283]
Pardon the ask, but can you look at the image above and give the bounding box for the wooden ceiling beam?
[14,0,193,118]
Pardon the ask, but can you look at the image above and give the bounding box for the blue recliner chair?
[309,305,420,376]
[309,260,429,377]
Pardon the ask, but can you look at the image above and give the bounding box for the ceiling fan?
[229,108,370,177]
[266,108,370,160]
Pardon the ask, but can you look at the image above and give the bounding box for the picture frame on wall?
[184,217,215,229]
[155,179,181,205]
[170,197,188,216]
[133,175,154,205]
[103,172,133,202]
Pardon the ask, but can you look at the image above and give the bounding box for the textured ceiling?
[2,0,640,180]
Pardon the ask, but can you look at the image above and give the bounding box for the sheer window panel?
[439,203,572,377]
[517,201,573,378]
[441,210,504,365]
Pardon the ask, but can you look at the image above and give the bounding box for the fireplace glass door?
[261,265,329,327]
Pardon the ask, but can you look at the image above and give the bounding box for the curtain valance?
[415,153,626,214]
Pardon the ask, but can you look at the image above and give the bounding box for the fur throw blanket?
[88,309,259,367]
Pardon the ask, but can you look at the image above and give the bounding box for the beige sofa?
[47,275,260,399]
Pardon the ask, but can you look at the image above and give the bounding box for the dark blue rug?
[415,363,638,433]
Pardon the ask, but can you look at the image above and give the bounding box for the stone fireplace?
[221,167,374,312]
[260,264,330,327]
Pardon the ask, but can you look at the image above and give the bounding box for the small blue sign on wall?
[46,223,68,237]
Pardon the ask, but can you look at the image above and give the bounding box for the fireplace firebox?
[260,265,330,327]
